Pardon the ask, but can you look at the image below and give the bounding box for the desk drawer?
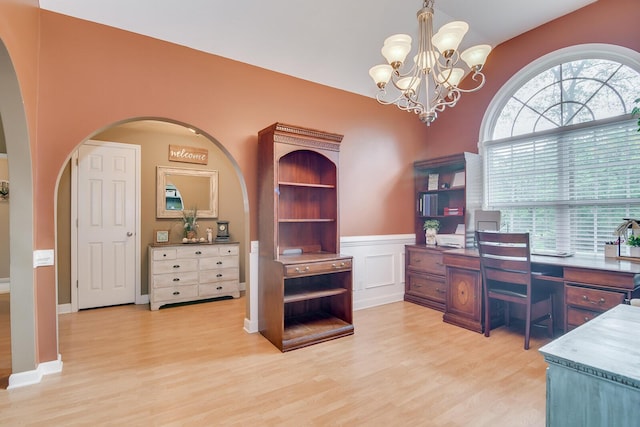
[406,273,447,303]
[566,306,600,330]
[407,248,445,275]
[285,259,352,277]
[565,284,624,312]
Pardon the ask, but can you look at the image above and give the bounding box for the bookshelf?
[413,153,481,246]
[257,123,354,352]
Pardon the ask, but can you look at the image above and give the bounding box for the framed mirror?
[156,166,218,218]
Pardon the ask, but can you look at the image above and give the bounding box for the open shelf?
[279,218,336,223]
[284,284,347,303]
[279,181,335,189]
[282,311,354,351]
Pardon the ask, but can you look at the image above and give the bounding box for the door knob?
[127,232,133,236]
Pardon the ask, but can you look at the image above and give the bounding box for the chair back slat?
[485,267,529,285]
[476,231,532,287]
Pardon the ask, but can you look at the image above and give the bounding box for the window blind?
[484,117,640,254]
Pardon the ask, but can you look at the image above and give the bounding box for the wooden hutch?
[257,123,354,352]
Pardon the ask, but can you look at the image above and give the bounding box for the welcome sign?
[168,145,208,165]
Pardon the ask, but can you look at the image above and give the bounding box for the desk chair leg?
[524,304,532,350]
[504,302,510,327]
[484,291,491,338]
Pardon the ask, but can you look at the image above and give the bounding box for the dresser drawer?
[152,271,199,288]
[176,245,220,258]
[199,255,239,270]
[284,259,352,277]
[152,258,199,274]
[406,273,446,303]
[153,285,198,302]
[219,245,239,256]
[407,248,445,276]
[199,280,239,297]
[565,284,624,312]
[152,248,177,261]
[566,306,600,329]
[200,267,239,283]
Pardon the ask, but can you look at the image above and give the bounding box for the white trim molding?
[243,240,259,333]
[7,354,63,389]
[341,234,414,310]
[243,235,414,333]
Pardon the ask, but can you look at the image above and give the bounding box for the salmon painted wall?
[36,11,429,246]
[33,11,428,361]
[0,0,39,143]
[423,0,640,156]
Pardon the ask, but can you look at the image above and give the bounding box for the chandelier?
[369,0,491,125]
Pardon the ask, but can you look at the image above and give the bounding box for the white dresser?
[148,243,240,310]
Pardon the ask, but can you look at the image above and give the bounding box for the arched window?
[480,45,640,255]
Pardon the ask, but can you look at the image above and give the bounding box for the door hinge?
[76,280,79,289]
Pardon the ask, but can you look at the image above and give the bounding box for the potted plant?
[627,234,640,257]
[182,207,199,240]
[423,219,440,246]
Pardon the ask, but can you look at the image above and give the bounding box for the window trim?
[479,43,640,147]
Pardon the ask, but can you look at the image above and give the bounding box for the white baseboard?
[57,303,72,314]
[244,317,258,334]
[7,354,63,389]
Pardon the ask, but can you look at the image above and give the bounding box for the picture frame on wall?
[154,230,170,244]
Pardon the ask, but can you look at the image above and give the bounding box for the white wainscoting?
[243,235,415,332]
[340,234,415,310]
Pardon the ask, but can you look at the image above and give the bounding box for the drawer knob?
[173,265,180,269]
[216,273,223,278]
[295,266,310,273]
[583,295,606,305]
[436,288,445,294]
[332,262,346,268]
[217,261,223,265]
[173,278,180,282]
[163,254,167,257]
[217,286,223,290]
[195,251,202,255]
[584,317,589,322]
[173,291,180,296]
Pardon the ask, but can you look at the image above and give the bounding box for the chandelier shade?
[369,0,491,125]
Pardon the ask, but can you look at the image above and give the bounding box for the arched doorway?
[0,41,37,384]
[55,118,252,324]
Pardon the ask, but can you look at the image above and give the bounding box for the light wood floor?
[0,297,552,426]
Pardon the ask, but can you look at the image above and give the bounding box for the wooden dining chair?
[476,231,554,350]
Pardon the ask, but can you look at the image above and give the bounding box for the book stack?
[444,207,463,216]
[417,193,438,216]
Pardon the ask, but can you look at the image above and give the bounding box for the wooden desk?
[441,248,640,333]
[539,304,640,427]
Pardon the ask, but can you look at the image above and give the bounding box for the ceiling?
[39,0,596,98]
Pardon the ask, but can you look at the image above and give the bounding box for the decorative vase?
[425,228,437,245]
[186,230,197,239]
[604,244,617,258]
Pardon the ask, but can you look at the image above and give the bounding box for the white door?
[77,141,139,309]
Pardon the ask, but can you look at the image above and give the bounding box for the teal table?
[539,304,640,426]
